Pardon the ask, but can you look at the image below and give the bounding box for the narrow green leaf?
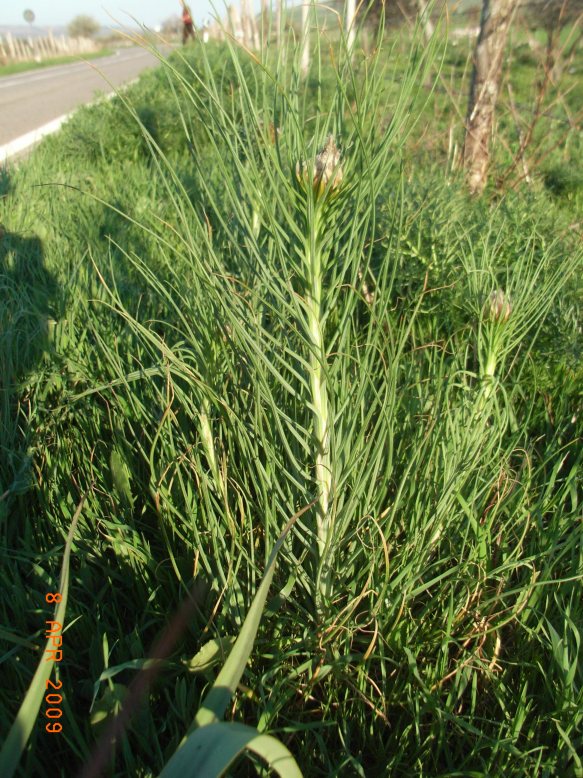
[0,629,39,652]
[90,658,162,711]
[158,721,302,778]
[110,448,135,510]
[185,637,237,674]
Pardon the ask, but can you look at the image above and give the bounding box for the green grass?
[0,48,114,78]
[0,17,581,778]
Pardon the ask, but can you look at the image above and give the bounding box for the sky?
[1,0,226,29]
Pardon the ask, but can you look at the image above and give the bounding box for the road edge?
[0,76,140,164]
[0,114,72,163]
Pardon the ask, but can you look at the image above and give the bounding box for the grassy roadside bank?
[0,47,114,78]
[0,25,581,777]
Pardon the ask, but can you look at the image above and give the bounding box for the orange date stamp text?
[45,593,64,733]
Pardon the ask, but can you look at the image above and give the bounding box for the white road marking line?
[0,78,139,163]
[0,49,123,84]
[0,50,151,90]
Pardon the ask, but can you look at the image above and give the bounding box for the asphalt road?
[0,48,162,147]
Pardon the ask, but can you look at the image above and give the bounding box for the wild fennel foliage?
[0,31,581,777]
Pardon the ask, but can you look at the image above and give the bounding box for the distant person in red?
[181,1,194,44]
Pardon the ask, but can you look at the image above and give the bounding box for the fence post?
[6,32,16,60]
[16,38,26,61]
[26,36,36,61]
[39,37,49,60]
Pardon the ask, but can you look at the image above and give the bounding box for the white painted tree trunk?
[464,0,518,194]
[240,0,252,46]
[345,0,356,52]
[261,0,268,42]
[228,4,242,40]
[415,0,434,42]
[275,0,282,46]
[301,3,310,76]
[250,10,260,48]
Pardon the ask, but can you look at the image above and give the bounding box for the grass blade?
[159,721,302,778]
[193,501,313,730]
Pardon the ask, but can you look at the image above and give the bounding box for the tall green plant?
[111,20,442,621]
[2,17,580,777]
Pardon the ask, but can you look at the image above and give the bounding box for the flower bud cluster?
[296,135,343,198]
[483,289,512,323]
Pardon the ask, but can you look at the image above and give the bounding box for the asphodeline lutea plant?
[295,135,343,611]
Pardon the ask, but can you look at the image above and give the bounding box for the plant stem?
[305,207,333,603]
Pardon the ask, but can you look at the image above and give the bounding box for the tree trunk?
[415,0,434,42]
[228,4,241,40]
[463,0,518,194]
[240,0,253,47]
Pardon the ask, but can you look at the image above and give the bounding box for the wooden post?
[27,37,38,62]
[7,33,16,60]
[463,0,518,194]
